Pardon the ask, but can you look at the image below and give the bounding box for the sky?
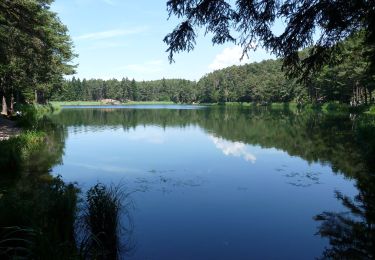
[52,0,275,81]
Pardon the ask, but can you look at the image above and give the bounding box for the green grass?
[81,183,133,258]
[15,104,56,128]
[0,130,46,174]
[365,105,375,115]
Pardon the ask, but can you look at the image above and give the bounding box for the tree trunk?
[370,90,373,104]
[1,95,8,115]
[356,86,359,105]
[35,89,38,104]
[10,94,14,114]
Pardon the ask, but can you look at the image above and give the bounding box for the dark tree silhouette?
[164,0,375,80]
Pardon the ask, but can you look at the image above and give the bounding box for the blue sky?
[52,0,275,81]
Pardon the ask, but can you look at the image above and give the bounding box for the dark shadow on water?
[314,174,375,259]
[0,179,135,259]
[0,176,78,259]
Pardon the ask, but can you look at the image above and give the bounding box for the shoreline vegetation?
[1,100,374,142]
[49,101,375,115]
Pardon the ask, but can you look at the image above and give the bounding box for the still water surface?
[49,105,373,259]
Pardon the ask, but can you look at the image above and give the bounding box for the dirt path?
[0,117,21,141]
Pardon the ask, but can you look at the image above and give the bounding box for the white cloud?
[210,135,256,163]
[74,27,147,41]
[208,46,251,71]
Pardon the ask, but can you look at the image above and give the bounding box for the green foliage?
[321,102,349,113]
[165,0,375,81]
[15,104,55,129]
[52,77,198,103]
[0,107,66,178]
[197,59,302,103]
[0,0,76,108]
[0,130,46,175]
[309,32,375,105]
[366,105,375,115]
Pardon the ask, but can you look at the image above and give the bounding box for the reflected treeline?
[0,177,78,259]
[0,116,133,259]
[0,117,67,182]
[52,106,375,178]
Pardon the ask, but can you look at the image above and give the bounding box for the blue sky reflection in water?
[51,105,358,259]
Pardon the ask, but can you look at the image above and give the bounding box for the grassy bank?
[0,130,46,175]
[15,104,57,129]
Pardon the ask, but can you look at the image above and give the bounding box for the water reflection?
[124,128,167,144]
[284,170,323,187]
[209,135,257,163]
[315,175,375,259]
[1,105,375,259]
[50,106,374,179]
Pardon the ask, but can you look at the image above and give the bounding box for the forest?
[51,32,374,106]
[0,2,374,110]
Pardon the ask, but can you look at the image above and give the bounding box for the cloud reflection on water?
[209,135,256,163]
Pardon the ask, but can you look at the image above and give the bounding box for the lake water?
[47,105,373,259]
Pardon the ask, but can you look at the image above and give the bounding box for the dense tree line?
[196,59,303,103]
[54,33,374,105]
[198,33,374,105]
[308,32,375,105]
[52,59,304,104]
[0,0,75,115]
[52,78,198,103]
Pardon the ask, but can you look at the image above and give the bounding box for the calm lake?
[26,105,375,259]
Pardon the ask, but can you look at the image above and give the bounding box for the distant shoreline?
[50,101,375,115]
